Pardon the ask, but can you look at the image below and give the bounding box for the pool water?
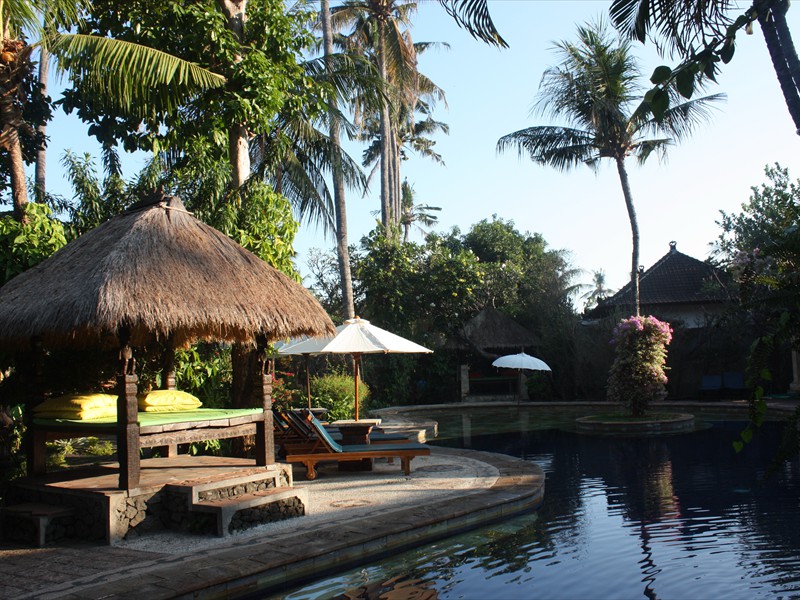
[270,408,800,599]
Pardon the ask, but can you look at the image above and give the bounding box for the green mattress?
[33,407,264,428]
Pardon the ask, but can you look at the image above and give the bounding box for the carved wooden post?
[117,331,140,490]
[25,337,47,476]
[151,341,179,457]
[254,337,274,466]
[162,342,176,390]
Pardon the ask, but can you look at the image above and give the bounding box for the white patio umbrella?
[491,352,551,371]
[279,318,432,419]
[492,352,551,403]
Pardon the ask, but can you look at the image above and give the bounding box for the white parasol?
[279,318,432,419]
[491,352,551,371]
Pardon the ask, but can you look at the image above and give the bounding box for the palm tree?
[333,0,420,230]
[399,179,439,242]
[609,0,800,133]
[581,270,615,310]
[359,86,449,222]
[497,21,723,316]
[322,0,355,318]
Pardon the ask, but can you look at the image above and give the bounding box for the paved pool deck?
[0,446,544,600]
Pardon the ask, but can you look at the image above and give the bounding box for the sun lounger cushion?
[137,389,202,412]
[33,393,118,420]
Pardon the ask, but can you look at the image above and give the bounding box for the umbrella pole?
[305,354,311,410]
[354,353,361,421]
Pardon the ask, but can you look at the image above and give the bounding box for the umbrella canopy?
[278,318,432,418]
[0,195,335,350]
[492,352,551,371]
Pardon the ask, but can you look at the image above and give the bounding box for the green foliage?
[310,373,369,421]
[57,150,134,239]
[607,315,673,416]
[174,344,232,408]
[271,370,304,411]
[0,203,67,285]
[717,164,800,449]
[209,181,300,278]
[64,0,317,156]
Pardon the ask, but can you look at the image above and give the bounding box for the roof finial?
[669,241,677,253]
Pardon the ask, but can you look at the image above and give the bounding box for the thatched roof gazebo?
[0,195,335,489]
[0,195,333,350]
[446,306,540,356]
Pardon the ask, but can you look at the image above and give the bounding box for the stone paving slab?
[2,447,544,600]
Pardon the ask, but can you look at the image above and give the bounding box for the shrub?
[607,315,673,416]
[310,373,370,421]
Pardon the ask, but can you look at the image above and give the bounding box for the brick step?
[190,487,308,536]
[0,502,76,547]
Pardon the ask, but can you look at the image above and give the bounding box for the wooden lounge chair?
[284,409,411,445]
[283,413,430,480]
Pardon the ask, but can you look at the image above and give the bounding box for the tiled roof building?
[589,241,733,327]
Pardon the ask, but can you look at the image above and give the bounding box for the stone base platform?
[1,456,303,545]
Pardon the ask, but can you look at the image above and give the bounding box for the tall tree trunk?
[377,23,393,231]
[219,0,255,415]
[616,157,640,316]
[34,45,48,202]
[0,41,31,221]
[5,131,27,221]
[219,0,251,185]
[772,0,800,99]
[758,0,800,134]
[321,0,355,320]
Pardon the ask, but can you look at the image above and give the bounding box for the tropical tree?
[497,21,723,316]
[581,270,615,310]
[0,0,227,221]
[321,0,355,319]
[357,55,448,226]
[332,0,420,230]
[609,0,800,131]
[399,179,440,242]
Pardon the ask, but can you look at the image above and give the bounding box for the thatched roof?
[0,196,335,350]
[445,307,539,352]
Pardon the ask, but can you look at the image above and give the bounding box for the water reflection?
[271,415,800,599]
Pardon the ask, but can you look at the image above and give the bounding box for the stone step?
[0,502,76,547]
[165,467,283,505]
[191,487,308,536]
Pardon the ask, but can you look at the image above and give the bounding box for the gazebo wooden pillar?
[25,337,47,476]
[116,331,140,490]
[254,338,274,466]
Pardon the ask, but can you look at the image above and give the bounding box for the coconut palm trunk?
[321,0,355,319]
[757,0,800,132]
[0,41,34,222]
[616,156,641,316]
[771,0,800,121]
[377,27,393,230]
[34,44,48,202]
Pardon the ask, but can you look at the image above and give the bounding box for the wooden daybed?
[31,407,268,460]
[27,371,276,490]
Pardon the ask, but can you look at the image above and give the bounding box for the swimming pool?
[272,406,800,599]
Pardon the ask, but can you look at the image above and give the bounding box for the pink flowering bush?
[607,315,673,416]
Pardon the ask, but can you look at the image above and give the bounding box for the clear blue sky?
[42,1,800,300]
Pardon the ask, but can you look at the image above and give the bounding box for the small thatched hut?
[0,195,334,489]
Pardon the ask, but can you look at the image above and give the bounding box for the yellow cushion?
[34,393,117,414]
[35,406,117,420]
[137,389,202,412]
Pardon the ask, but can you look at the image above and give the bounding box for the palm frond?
[51,34,225,119]
[497,126,597,171]
[437,0,507,48]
